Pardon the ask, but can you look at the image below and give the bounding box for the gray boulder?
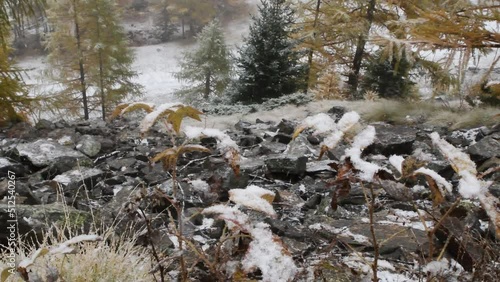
[365,124,418,156]
[76,135,102,157]
[467,133,500,161]
[265,154,308,176]
[53,167,106,193]
[0,157,25,177]
[16,139,88,167]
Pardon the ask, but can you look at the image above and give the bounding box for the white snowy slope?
[16,0,259,108]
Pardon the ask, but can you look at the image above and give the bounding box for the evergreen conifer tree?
[47,0,141,120]
[233,0,305,104]
[174,19,231,102]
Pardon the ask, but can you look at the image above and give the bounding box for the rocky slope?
[0,106,499,281]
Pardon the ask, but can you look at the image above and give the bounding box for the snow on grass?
[190,179,210,193]
[229,185,276,218]
[322,112,360,149]
[301,113,337,135]
[309,223,369,244]
[184,126,239,151]
[429,132,477,175]
[423,258,464,280]
[415,167,453,194]
[389,155,404,174]
[344,125,383,181]
[242,222,297,282]
[202,204,250,230]
[342,254,415,282]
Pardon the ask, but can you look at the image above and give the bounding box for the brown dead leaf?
[424,175,445,206]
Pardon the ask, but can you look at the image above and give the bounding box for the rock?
[467,133,500,162]
[238,135,263,147]
[276,119,296,135]
[327,106,346,121]
[234,120,252,132]
[42,156,91,180]
[303,194,322,210]
[306,160,336,174]
[99,138,116,153]
[76,135,101,157]
[107,157,137,171]
[265,218,308,241]
[16,139,88,168]
[6,122,36,139]
[0,157,25,177]
[0,180,40,205]
[272,133,293,144]
[254,141,287,155]
[380,180,413,201]
[306,135,321,145]
[53,167,106,193]
[76,120,109,136]
[0,203,91,246]
[365,124,418,156]
[265,155,308,177]
[35,119,55,130]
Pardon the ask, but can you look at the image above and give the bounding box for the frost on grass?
[301,113,337,135]
[344,125,382,181]
[242,222,297,282]
[184,126,239,151]
[321,111,360,149]
[295,111,360,150]
[423,258,464,280]
[228,185,276,218]
[190,179,210,193]
[430,132,499,238]
[202,204,250,230]
[414,167,453,194]
[429,132,476,175]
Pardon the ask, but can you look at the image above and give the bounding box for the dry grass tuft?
[1,225,153,282]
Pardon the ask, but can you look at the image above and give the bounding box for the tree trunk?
[95,0,106,120]
[305,0,321,93]
[204,70,211,99]
[347,0,376,98]
[73,0,89,120]
[181,17,185,38]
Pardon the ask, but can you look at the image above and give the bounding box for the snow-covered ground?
[16,0,259,109]
[14,0,498,122]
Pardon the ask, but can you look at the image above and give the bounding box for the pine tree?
[233,0,305,104]
[46,0,141,120]
[174,19,231,102]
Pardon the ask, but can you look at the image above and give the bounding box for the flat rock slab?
[366,124,418,156]
[16,139,88,167]
[467,133,500,161]
[53,167,105,192]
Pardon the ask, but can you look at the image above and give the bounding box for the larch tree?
[46,0,141,120]
[294,0,394,97]
[0,0,44,125]
[174,19,231,102]
[151,0,177,42]
[233,0,305,104]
